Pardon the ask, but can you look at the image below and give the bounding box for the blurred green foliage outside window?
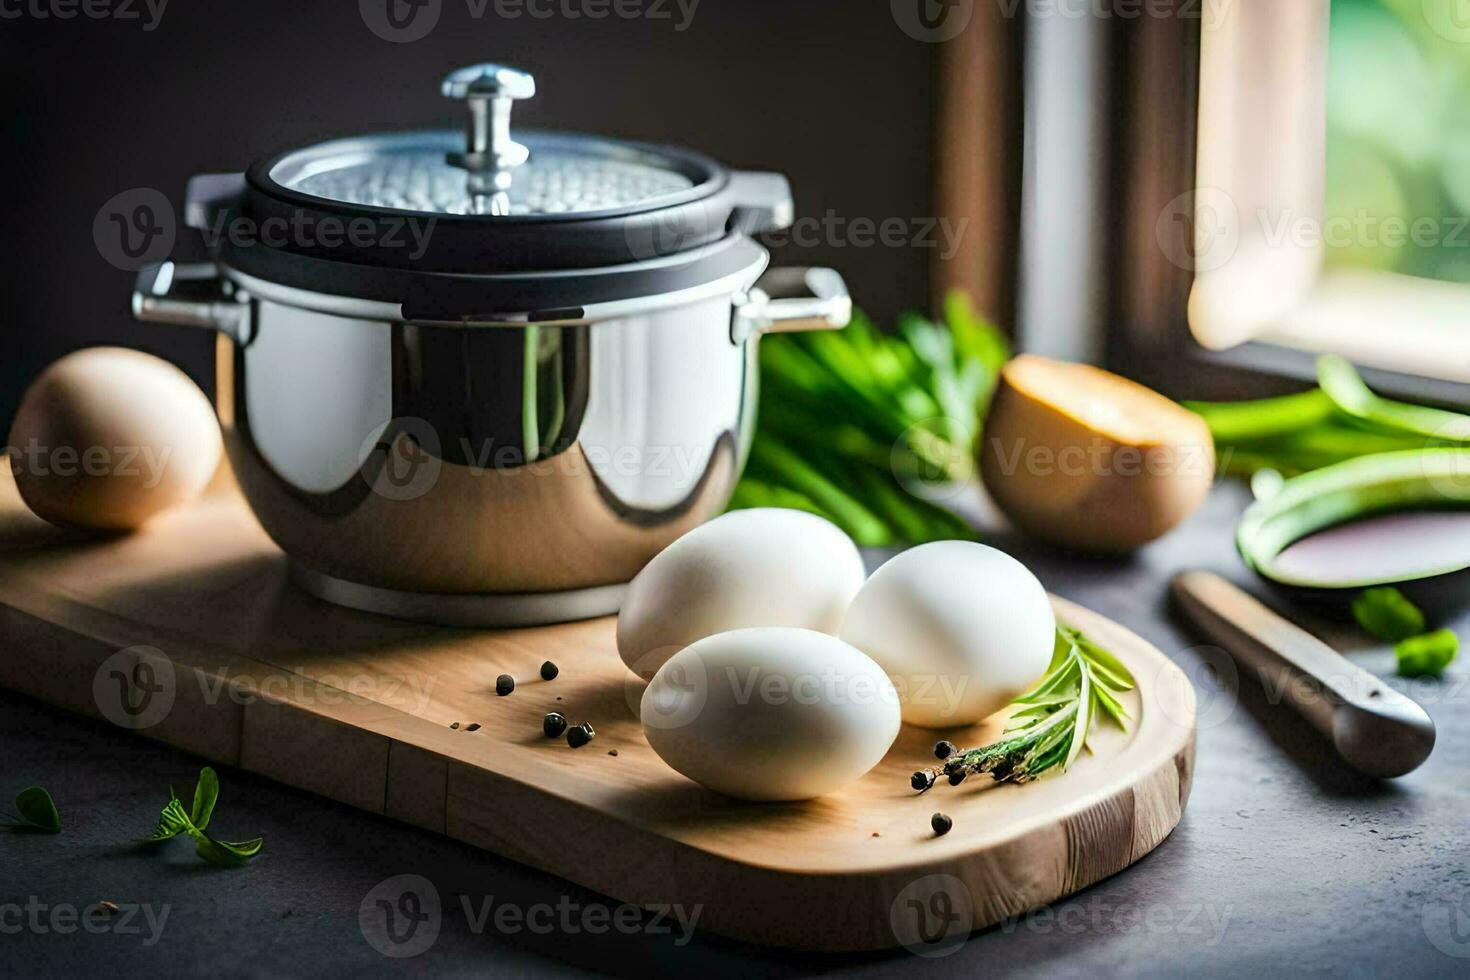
[1327,0,1470,282]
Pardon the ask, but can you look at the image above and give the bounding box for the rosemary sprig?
[910,626,1135,791]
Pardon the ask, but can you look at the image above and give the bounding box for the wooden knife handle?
[1170,570,1435,778]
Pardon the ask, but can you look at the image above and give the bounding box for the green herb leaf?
[1352,587,1426,643]
[145,768,263,867]
[1395,629,1459,679]
[1091,681,1130,728]
[149,796,192,841]
[1016,654,1079,703]
[193,835,264,869]
[13,787,61,833]
[190,767,220,832]
[1071,632,1136,692]
[1064,638,1092,771]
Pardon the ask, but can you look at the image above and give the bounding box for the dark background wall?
[0,0,941,431]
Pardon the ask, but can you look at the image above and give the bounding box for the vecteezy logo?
[1422,415,1470,502]
[360,0,442,43]
[1166,645,1237,733]
[93,646,176,730]
[629,648,709,731]
[93,188,175,272]
[625,198,721,263]
[360,875,442,957]
[892,0,974,42]
[889,874,974,957]
[1423,0,1470,45]
[892,418,974,504]
[357,417,443,502]
[1423,893,1470,958]
[1155,187,1240,274]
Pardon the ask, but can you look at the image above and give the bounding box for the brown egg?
[7,348,221,532]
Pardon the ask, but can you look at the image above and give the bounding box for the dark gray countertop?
[4,481,1469,978]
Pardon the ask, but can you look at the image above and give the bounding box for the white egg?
[641,628,900,801]
[839,541,1055,729]
[617,508,866,680]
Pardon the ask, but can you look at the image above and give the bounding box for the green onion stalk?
[1191,357,1468,671]
[731,291,1010,547]
[1186,356,1470,479]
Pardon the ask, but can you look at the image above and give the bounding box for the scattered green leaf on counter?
[190,766,219,831]
[732,291,1010,547]
[1352,587,1427,643]
[910,626,1134,791]
[145,768,262,868]
[11,786,61,833]
[1395,630,1459,679]
[150,795,191,842]
[193,835,265,869]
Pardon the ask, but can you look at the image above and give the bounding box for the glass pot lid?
[202,63,795,318]
[275,132,700,218]
[257,63,720,223]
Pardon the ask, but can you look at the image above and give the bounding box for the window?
[1187,0,1470,385]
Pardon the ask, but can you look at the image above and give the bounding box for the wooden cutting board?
[0,468,1195,952]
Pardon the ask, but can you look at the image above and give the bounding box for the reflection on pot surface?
[224,294,757,597]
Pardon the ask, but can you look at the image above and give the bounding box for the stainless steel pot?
[131,63,850,627]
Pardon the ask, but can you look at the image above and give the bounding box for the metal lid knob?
[442,63,537,214]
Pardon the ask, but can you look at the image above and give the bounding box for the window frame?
[1106,0,1470,407]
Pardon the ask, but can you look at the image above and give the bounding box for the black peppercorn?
[934,740,958,760]
[540,660,559,681]
[543,712,568,738]
[947,769,967,786]
[567,723,595,748]
[496,674,515,696]
[931,812,953,837]
[911,770,936,792]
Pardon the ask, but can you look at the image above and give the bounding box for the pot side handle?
[727,171,795,236]
[184,172,247,231]
[732,267,852,344]
[132,260,249,343]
